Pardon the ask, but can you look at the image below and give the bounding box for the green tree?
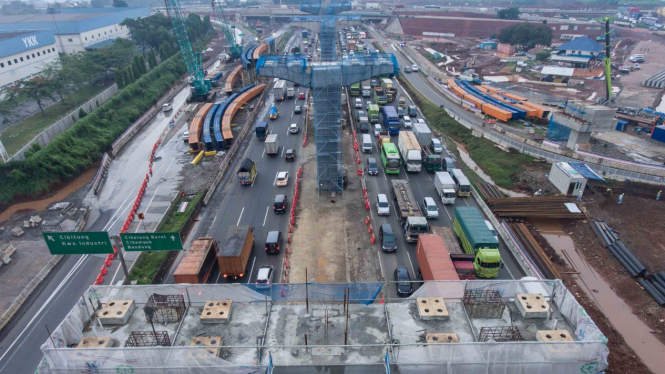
[116,67,126,88]
[112,0,128,7]
[41,60,70,105]
[23,143,41,159]
[147,49,158,69]
[0,86,19,117]
[497,7,520,20]
[498,23,552,51]
[536,50,552,61]
[139,56,147,74]
[1,1,37,15]
[78,107,87,119]
[122,69,132,85]
[15,78,55,115]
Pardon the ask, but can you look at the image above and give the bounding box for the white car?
[355,98,363,109]
[162,103,173,112]
[289,123,299,134]
[420,197,439,220]
[276,171,289,187]
[376,194,390,216]
[373,124,383,137]
[411,64,419,72]
[402,116,413,128]
[255,265,274,289]
[430,138,443,154]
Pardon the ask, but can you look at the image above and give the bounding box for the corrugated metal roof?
[550,54,590,63]
[541,66,575,76]
[556,36,604,53]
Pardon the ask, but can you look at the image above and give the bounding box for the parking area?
[615,39,665,108]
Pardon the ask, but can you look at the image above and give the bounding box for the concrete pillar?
[566,130,591,150]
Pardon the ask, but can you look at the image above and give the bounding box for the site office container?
[174,237,218,284]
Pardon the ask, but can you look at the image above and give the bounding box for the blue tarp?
[569,163,605,181]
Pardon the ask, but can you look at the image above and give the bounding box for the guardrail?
[91,153,111,195]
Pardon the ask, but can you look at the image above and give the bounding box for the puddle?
[532,218,665,374]
[0,167,97,222]
[454,142,526,197]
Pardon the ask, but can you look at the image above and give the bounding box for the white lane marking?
[286,127,289,136]
[426,173,431,181]
[134,186,160,233]
[237,207,245,226]
[463,198,470,207]
[442,205,453,221]
[263,206,269,226]
[273,172,279,186]
[377,251,385,280]
[105,192,139,233]
[0,254,89,367]
[162,155,176,176]
[403,167,410,181]
[102,188,136,231]
[407,251,417,280]
[503,256,516,280]
[246,256,256,284]
[262,148,266,158]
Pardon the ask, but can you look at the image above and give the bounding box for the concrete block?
[97,299,136,325]
[200,300,233,324]
[515,293,549,319]
[426,333,459,343]
[76,337,114,348]
[417,297,449,321]
[536,330,574,342]
[190,336,223,357]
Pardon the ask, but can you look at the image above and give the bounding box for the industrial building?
[0,7,149,88]
[38,280,608,373]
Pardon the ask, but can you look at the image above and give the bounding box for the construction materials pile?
[590,219,665,306]
[505,222,562,280]
[476,182,504,199]
[484,196,587,219]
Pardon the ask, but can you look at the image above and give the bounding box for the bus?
[449,168,471,197]
[350,83,360,96]
[381,143,401,174]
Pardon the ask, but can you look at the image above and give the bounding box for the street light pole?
[112,236,131,285]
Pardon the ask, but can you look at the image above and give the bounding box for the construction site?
[38,280,607,373]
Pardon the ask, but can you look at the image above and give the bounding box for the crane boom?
[164,0,212,102]
[603,16,612,102]
[212,0,242,59]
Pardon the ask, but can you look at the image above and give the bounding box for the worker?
[576,189,583,201]
[606,187,612,198]
[658,190,662,201]
[618,193,624,205]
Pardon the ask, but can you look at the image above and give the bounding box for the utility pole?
[112,236,131,285]
[603,16,612,103]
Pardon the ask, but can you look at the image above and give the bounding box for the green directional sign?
[120,233,183,252]
[42,232,114,255]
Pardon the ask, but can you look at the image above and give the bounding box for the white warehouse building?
[0,30,60,88]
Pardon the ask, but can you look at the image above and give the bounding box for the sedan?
[366,157,379,176]
[276,171,289,186]
[294,105,302,114]
[289,124,299,134]
[298,92,306,100]
[411,64,419,72]
[285,149,295,162]
[255,265,274,289]
[394,267,413,297]
[376,194,390,216]
[404,66,412,73]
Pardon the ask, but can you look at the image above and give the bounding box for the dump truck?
[265,134,278,156]
[174,237,218,284]
[431,226,476,280]
[274,80,286,101]
[397,131,422,172]
[453,207,501,278]
[374,87,387,106]
[217,226,254,280]
[237,158,257,186]
[434,172,456,205]
[391,179,430,242]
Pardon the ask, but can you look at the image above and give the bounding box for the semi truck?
[391,179,430,243]
[217,226,254,280]
[397,131,422,172]
[274,80,286,101]
[434,172,457,205]
[286,86,295,99]
[412,122,432,147]
[374,87,387,106]
[368,104,380,123]
[381,105,400,135]
[430,226,476,280]
[453,207,501,278]
[265,134,278,155]
[174,237,218,283]
[416,227,476,281]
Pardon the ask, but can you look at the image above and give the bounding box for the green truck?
[368,104,380,124]
[453,207,501,278]
[421,146,443,172]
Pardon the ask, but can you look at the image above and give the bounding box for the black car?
[265,231,282,254]
[394,267,413,297]
[273,194,287,214]
[366,157,379,176]
[359,122,369,133]
[379,224,397,252]
[285,149,296,162]
[294,105,302,114]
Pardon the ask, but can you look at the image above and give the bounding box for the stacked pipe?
[639,272,665,306]
[589,219,647,277]
[485,196,587,219]
[506,222,561,280]
[476,182,504,200]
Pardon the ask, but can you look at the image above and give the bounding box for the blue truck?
[255,122,269,141]
[381,106,401,135]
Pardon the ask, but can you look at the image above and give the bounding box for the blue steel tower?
[256,0,398,193]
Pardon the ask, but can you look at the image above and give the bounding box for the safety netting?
[547,115,572,141]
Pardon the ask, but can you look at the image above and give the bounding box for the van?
[265,231,282,254]
[362,134,372,153]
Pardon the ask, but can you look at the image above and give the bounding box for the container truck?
[174,237,218,283]
[391,180,430,242]
[381,105,400,135]
[273,80,286,101]
[430,226,476,280]
[374,87,387,106]
[434,172,457,205]
[217,226,254,280]
[286,87,295,99]
[397,131,422,172]
[416,234,458,281]
[453,207,501,278]
[368,104,380,123]
[265,134,278,155]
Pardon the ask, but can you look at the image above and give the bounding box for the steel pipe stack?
[484,196,587,219]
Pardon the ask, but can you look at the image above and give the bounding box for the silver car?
[376,194,390,216]
[255,265,274,289]
[420,197,439,220]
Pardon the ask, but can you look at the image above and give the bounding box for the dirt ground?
[288,103,382,283]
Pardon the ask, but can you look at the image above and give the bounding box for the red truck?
[416,226,476,281]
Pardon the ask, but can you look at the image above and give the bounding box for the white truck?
[265,134,278,155]
[274,80,286,101]
[397,131,422,172]
[412,122,432,147]
[434,172,457,205]
[286,86,295,99]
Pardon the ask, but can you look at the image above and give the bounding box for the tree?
[497,7,520,20]
[147,50,158,69]
[78,107,87,119]
[41,61,70,105]
[15,78,55,116]
[1,1,37,15]
[117,67,126,88]
[122,69,132,85]
[498,23,553,51]
[0,86,19,118]
[112,0,128,7]
[139,56,147,74]
[536,50,552,61]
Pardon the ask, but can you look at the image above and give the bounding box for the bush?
[0,53,187,206]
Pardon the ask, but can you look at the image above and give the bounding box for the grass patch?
[1,84,107,155]
[398,75,535,190]
[159,191,203,233]
[277,29,294,53]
